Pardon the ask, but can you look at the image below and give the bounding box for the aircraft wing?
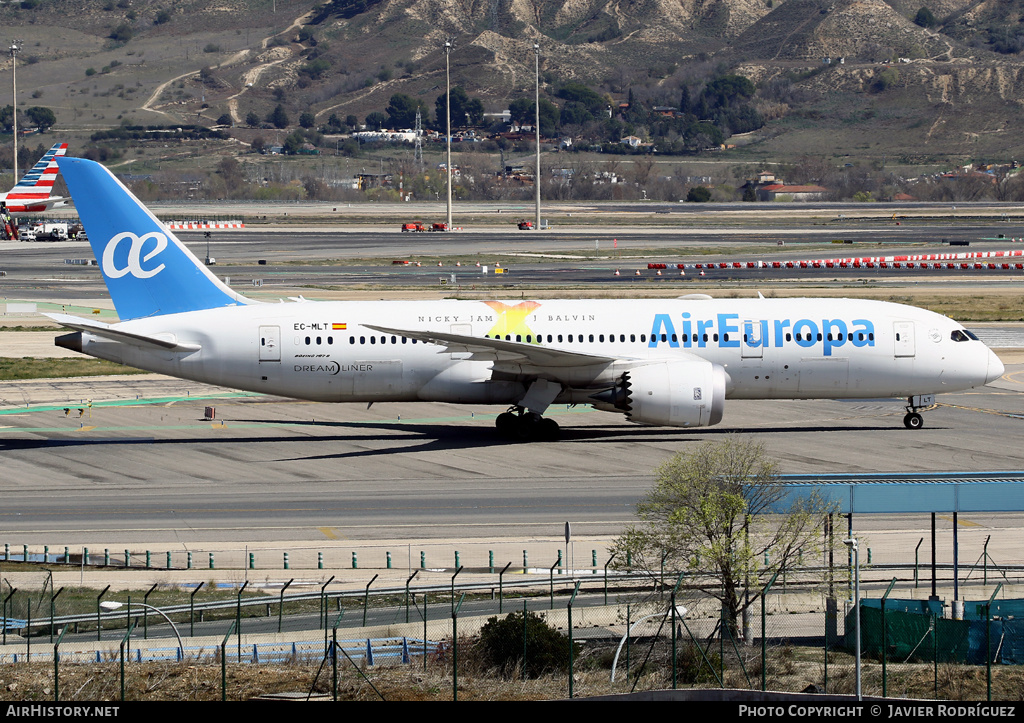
[46,313,200,352]
[365,324,617,368]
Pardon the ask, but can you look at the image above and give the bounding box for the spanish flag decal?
[333,323,347,330]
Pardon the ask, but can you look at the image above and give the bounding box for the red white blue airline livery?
[48,157,1005,440]
[2,142,68,213]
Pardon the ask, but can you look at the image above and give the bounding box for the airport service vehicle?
[0,142,69,213]
[517,220,533,230]
[48,157,1004,440]
[429,222,449,232]
[401,223,425,232]
[32,222,69,241]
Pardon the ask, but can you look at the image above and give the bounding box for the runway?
[0,362,1021,547]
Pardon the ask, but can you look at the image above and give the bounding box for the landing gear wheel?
[495,411,517,435]
[495,408,560,441]
[540,417,560,441]
[514,412,543,441]
[904,412,923,430]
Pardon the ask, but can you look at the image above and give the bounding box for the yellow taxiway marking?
[317,527,341,540]
[938,514,982,528]
[73,426,97,432]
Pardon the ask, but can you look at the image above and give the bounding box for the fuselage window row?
[324,329,889,348]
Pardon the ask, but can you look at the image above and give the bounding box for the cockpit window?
[950,329,977,342]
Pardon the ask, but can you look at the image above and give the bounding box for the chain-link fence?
[2,560,1023,701]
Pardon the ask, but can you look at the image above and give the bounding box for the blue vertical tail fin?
[57,157,252,320]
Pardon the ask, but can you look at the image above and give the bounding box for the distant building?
[757,183,827,201]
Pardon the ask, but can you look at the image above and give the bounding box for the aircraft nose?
[986,348,1005,385]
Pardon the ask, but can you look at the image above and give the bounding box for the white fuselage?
[72,297,1001,414]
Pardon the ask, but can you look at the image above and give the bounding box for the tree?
[283,130,306,154]
[364,111,387,130]
[25,106,55,132]
[508,98,533,125]
[245,111,260,128]
[299,111,315,129]
[267,104,289,129]
[386,93,428,129]
[435,87,484,130]
[686,185,712,202]
[913,6,936,27]
[216,113,232,126]
[611,439,834,634]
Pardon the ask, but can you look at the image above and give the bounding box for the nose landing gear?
[903,394,935,429]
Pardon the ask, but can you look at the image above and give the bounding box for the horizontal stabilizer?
[46,313,200,352]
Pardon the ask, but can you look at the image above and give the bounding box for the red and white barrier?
[165,222,245,229]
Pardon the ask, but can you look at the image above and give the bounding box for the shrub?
[109,24,133,44]
[475,610,576,679]
[677,643,722,684]
[686,186,712,202]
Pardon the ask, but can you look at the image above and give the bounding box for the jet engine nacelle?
[623,360,727,427]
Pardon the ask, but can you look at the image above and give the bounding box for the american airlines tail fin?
[56,157,253,321]
[3,142,68,211]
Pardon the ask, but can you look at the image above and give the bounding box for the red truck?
[429,222,449,232]
[401,223,426,232]
[517,220,533,230]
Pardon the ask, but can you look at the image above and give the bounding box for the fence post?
[118,620,138,702]
[452,593,465,702]
[53,626,68,701]
[320,576,335,653]
[189,582,205,638]
[498,562,511,613]
[881,577,897,698]
[405,570,418,624]
[2,587,15,646]
[363,575,378,628]
[986,583,1003,701]
[278,579,294,634]
[49,587,65,643]
[604,553,617,606]
[96,586,110,642]
[142,583,157,640]
[220,619,237,702]
[331,627,338,702]
[521,599,527,682]
[568,581,580,699]
[670,572,684,689]
[761,570,780,692]
[235,581,248,663]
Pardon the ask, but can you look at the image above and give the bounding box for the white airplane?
[49,157,1004,439]
[2,142,69,213]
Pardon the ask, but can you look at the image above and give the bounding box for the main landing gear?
[903,394,935,430]
[495,406,560,441]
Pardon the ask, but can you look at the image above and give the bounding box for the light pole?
[533,42,541,231]
[444,40,453,231]
[100,600,185,658]
[9,40,20,183]
[844,537,861,700]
